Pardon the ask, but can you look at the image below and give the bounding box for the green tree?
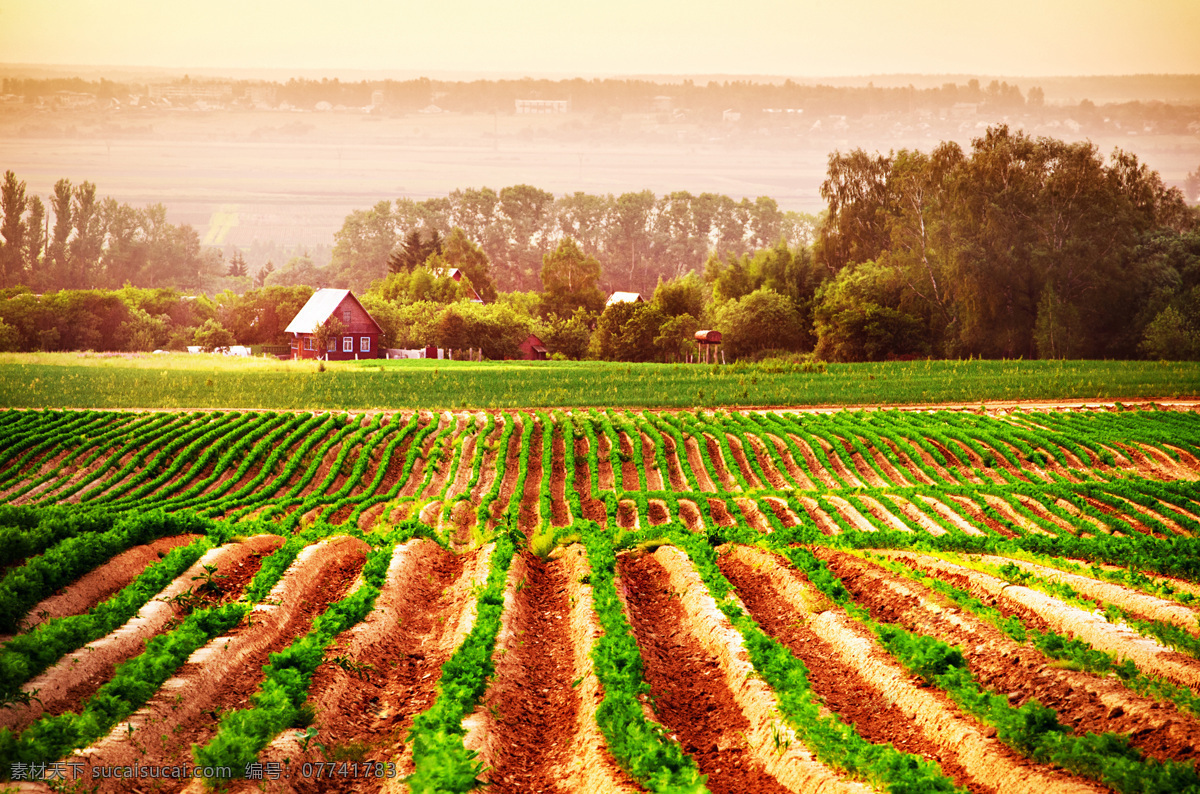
[812,263,927,362]
[312,317,347,359]
[0,171,27,287]
[227,251,249,278]
[193,318,236,352]
[719,287,809,360]
[540,237,605,318]
[48,179,72,290]
[329,200,396,291]
[441,227,497,302]
[387,228,443,273]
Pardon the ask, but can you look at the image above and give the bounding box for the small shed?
[606,291,644,308]
[695,329,722,363]
[518,333,548,361]
[285,289,383,361]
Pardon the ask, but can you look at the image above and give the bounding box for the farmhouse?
[285,289,383,360]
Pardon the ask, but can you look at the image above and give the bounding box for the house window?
[327,337,336,351]
[342,309,352,325]
[304,337,314,351]
[343,337,353,352]
[360,336,370,352]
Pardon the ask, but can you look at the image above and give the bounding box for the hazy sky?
[1,0,1198,77]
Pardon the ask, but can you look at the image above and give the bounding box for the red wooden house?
[285,289,383,360]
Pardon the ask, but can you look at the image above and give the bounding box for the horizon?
[2,0,1199,78]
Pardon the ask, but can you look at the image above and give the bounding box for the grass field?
[1,352,1198,409]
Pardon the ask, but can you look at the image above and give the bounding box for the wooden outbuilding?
[285,289,383,360]
[518,333,548,360]
[695,329,722,363]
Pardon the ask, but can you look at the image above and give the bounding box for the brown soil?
[734,498,771,533]
[813,436,865,488]
[719,551,987,793]
[684,434,717,492]
[616,499,638,528]
[468,551,581,793]
[618,431,640,491]
[837,437,888,488]
[419,415,467,500]
[704,434,740,491]
[443,414,482,503]
[550,425,571,526]
[13,534,200,634]
[371,413,417,499]
[823,495,879,533]
[648,499,670,525]
[743,433,789,490]
[488,417,524,530]
[824,549,1200,769]
[785,435,840,489]
[0,447,72,502]
[678,499,705,531]
[399,413,443,499]
[876,437,938,487]
[794,496,843,536]
[345,419,401,500]
[883,551,1200,691]
[597,431,616,491]
[882,494,947,536]
[725,435,764,490]
[707,497,735,527]
[854,495,913,534]
[617,551,792,794]
[764,434,817,490]
[642,432,665,491]
[518,419,544,538]
[66,536,368,794]
[944,494,1016,538]
[903,438,963,485]
[249,539,472,794]
[2,535,282,733]
[864,443,915,488]
[762,497,802,529]
[574,436,608,525]
[468,415,505,505]
[660,432,689,491]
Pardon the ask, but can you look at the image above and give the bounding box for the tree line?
[1,126,1198,361]
[0,172,218,292]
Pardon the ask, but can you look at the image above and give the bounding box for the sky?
[1,0,1198,77]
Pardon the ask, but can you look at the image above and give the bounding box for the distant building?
[148,83,234,103]
[606,292,645,308]
[515,99,570,114]
[285,289,383,360]
[518,334,548,360]
[430,267,484,303]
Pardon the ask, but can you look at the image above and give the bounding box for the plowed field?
[3,405,1200,793]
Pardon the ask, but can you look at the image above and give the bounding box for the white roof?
[285,289,351,334]
[606,291,644,307]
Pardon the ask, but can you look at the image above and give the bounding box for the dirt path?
[1,534,282,733]
[574,436,608,525]
[67,535,369,793]
[621,546,872,794]
[237,540,486,794]
[465,551,580,793]
[823,549,1200,769]
[550,425,571,526]
[518,419,543,538]
[8,534,199,635]
[621,549,784,793]
[719,547,986,794]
